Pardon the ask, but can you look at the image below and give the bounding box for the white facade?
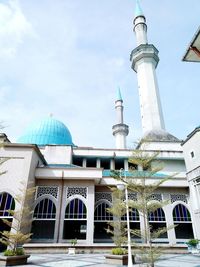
[182,128,200,239]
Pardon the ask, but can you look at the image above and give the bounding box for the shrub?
[4,250,15,256]
[4,247,25,256]
[16,248,25,255]
[187,239,199,247]
[111,247,127,255]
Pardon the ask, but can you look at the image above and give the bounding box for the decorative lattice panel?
[66,187,87,199]
[36,186,58,199]
[170,194,188,203]
[128,193,137,201]
[95,192,112,204]
[148,193,162,202]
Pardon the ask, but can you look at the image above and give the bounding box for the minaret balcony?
[112,124,129,136]
[130,44,159,71]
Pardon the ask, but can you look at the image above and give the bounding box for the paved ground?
[7,253,200,267]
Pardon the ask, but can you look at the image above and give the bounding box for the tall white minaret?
[112,88,129,149]
[130,0,165,135]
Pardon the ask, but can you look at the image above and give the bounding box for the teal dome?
[17,117,74,146]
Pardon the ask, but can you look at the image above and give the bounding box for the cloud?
[0,0,34,58]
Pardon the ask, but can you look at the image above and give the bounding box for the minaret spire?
[135,0,143,17]
[112,88,129,149]
[130,0,165,136]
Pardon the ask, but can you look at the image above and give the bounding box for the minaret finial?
[135,0,144,18]
[117,87,123,101]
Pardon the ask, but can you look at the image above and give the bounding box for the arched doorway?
[63,198,87,240]
[0,192,15,251]
[94,201,113,243]
[173,203,194,239]
[31,198,56,240]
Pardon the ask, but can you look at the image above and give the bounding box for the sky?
[0,0,199,148]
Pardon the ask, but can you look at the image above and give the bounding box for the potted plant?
[68,238,77,255]
[0,182,35,266]
[186,239,199,254]
[106,247,132,265]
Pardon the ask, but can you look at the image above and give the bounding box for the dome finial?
[135,0,144,18]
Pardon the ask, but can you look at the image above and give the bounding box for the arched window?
[173,204,191,222]
[34,198,56,219]
[0,192,15,252]
[148,208,167,239]
[173,204,193,239]
[65,199,86,219]
[0,192,15,217]
[63,198,87,240]
[94,202,113,221]
[31,198,56,240]
[94,201,113,242]
[149,208,166,222]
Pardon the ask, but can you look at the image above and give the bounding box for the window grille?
[121,208,139,221]
[0,193,15,217]
[149,208,166,222]
[173,204,191,222]
[34,198,56,219]
[94,202,113,221]
[65,199,87,219]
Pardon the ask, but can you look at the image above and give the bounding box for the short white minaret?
[112,88,129,149]
[130,0,165,135]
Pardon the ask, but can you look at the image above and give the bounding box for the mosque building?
[0,1,199,251]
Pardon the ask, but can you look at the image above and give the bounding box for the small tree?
[112,145,175,267]
[0,181,35,256]
[107,187,127,253]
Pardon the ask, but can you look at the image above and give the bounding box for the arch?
[149,207,166,222]
[34,194,58,210]
[66,194,87,206]
[0,192,15,217]
[148,207,167,239]
[94,201,113,221]
[63,198,87,240]
[31,198,56,240]
[0,192,15,252]
[33,198,56,219]
[65,198,87,220]
[94,200,113,242]
[173,203,194,239]
[173,203,191,222]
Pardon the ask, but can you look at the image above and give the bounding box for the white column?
[163,193,176,245]
[86,185,95,245]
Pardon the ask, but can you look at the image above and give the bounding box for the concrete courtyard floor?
[11,253,200,267]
